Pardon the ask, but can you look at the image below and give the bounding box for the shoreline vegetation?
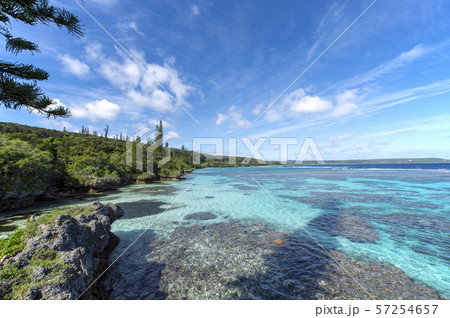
[1,122,448,213]
[0,122,276,213]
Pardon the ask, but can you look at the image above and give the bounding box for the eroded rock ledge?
[0,202,124,300]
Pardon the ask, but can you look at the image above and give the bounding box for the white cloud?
[337,44,431,89]
[70,99,121,121]
[91,0,118,7]
[306,1,347,61]
[329,133,352,143]
[85,42,103,61]
[191,5,200,16]
[252,104,264,115]
[215,106,251,128]
[258,88,358,124]
[285,89,332,114]
[350,143,362,151]
[332,89,358,117]
[58,54,90,77]
[148,118,174,129]
[118,21,143,35]
[38,119,75,132]
[166,130,181,140]
[264,108,284,123]
[87,43,194,114]
[215,113,228,125]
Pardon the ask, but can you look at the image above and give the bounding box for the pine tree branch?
[1,61,49,80]
[5,36,39,54]
[0,0,83,118]
[0,75,70,118]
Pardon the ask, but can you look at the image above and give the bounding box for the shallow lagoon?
[2,165,449,299]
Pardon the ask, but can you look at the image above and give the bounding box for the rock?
[40,187,58,201]
[315,293,324,300]
[88,177,121,191]
[144,222,444,300]
[310,212,379,243]
[32,266,48,282]
[159,176,182,181]
[0,202,124,300]
[135,173,157,184]
[0,197,36,213]
[184,212,217,221]
[0,255,7,265]
[25,287,42,300]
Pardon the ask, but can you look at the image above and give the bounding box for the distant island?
[296,158,450,164]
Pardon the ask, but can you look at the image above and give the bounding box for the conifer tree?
[0,0,83,117]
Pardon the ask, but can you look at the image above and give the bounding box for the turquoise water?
[1,165,449,298]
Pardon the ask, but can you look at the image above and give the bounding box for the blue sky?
[1,0,450,160]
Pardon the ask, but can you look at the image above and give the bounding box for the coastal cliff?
[0,202,124,300]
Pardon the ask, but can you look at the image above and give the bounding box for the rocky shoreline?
[0,202,124,299]
[0,170,194,214]
[1,207,446,300]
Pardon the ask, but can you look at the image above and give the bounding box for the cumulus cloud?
[285,89,332,114]
[215,113,228,126]
[86,43,194,114]
[191,5,200,16]
[70,99,121,121]
[332,89,358,117]
[261,88,359,123]
[58,54,90,77]
[86,42,102,61]
[166,130,181,140]
[252,104,264,116]
[215,106,251,128]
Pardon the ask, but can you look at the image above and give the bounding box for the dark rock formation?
[310,212,379,242]
[87,177,121,192]
[146,222,443,300]
[135,174,157,184]
[184,212,217,221]
[0,202,124,300]
[0,197,37,213]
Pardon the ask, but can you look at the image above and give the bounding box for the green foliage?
[0,0,83,117]
[0,122,273,195]
[0,248,68,300]
[0,134,55,194]
[0,228,26,259]
[0,204,96,299]
[0,205,93,261]
[24,205,93,238]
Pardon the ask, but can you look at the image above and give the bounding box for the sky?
[1,0,450,161]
